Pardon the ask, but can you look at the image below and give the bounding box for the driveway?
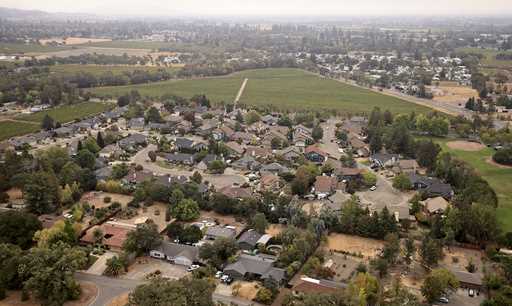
[131,144,247,189]
[86,251,116,275]
[447,288,485,306]
[123,257,188,281]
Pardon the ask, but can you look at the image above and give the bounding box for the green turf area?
[457,47,512,69]
[0,121,40,141]
[0,43,73,54]
[16,102,112,124]
[49,64,180,77]
[427,137,512,232]
[89,40,226,54]
[90,68,431,114]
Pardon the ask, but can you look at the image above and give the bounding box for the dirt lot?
[39,37,112,45]
[196,210,246,234]
[446,141,486,152]
[123,256,188,281]
[231,281,260,301]
[430,84,478,105]
[441,246,484,271]
[116,202,171,233]
[323,251,361,282]
[302,201,324,215]
[81,192,134,209]
[326,233,385,259]
[0,282,97,306]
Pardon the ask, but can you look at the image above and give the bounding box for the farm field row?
[0,121,40,141]
[89,68,431,114]
[16,102,112,124]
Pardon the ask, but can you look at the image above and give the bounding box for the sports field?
[16,102,112,124]
[0,121,40,141]
[49,64,180,77]
[90,68,431,114]
[429,137,512,232]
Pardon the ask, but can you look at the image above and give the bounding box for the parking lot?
[123,257,188,280]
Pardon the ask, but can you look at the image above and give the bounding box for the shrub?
[493,147,512,166]
[103,196,111,203]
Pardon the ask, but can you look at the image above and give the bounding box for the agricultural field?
[0,42,73,54]
[90,68,431,114]
[457,47,512,69]
[88,40,226,54]
[49,64,180,77]
[16,102,112,124]
[0,120,40,141]
[431,137,512,232]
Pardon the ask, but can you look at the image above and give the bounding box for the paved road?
[320,118,342,159]
[132,144,247,189]
[75,272,143,306]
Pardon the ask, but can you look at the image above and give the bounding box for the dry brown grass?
[0,282,97,306]
[39,37,112,45]
[446,140,486,152]
[266,224,286,237]
[107,293,130,306]
[326,233,385,258]
[233,281,259,301]
[430,84,478,105]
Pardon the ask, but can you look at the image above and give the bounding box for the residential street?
[75,272,143,306]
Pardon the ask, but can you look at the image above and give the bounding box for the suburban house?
[231,156,261,172]
[81,223,133,252]
[118,134,147,152]
[149,241,199,266]
[94,166,113,181]
[259,174,282,192]
[451,269,484,292]
[128,117,145,130]
[122,170,154,185]
[261,114,278,125]
[196,154,219,170]
[421,196,449,215]
[231,132,257,145]
[223,254,286,284]
[408,174,454,199]
[53,126,75,138]
[314,176,339,198]
[99,144,125,160]
[260,162,291,176]
[205,226,237,240]
[245,146,272,160]
[304,145,329,163]
[237,229,271,250]
[218,186,253,200]
[279,146,302,162]
[370,153,400,168]
[225,141,245,158]
[395,159,420,174]
[174,137,207,152]
[164,152,195,165]
[334,167,363,182]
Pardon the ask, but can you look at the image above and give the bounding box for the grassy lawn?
[16,102,112,124]
[49,64,180,77]
[90,68,431,114]
[456,47,512,69]
[88,40,226,53]
[0,43,73,54]
[427,137,512,232]
[0,121,40,141]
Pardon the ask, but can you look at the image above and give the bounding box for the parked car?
[215,271,223,279]
[370,185,377,191]
[469,289,475,297]
[187,264,200,272]
[438,297,449,303]
[221,275,233,284]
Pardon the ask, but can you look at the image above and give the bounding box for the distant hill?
[0,6,102,21]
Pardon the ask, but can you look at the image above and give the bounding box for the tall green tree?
[23,171,60,215]
[421,268,459,303]
[0,211,42,249]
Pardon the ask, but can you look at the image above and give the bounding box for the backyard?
[16,102,112,124]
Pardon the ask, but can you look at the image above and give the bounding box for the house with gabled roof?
[305,145,329,163]
[223,254,286,284]
[150,242,199,266]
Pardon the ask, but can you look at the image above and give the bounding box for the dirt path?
[447,140,486,151]
[234,78,248,108]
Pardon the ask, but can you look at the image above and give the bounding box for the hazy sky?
[3,0,512,16]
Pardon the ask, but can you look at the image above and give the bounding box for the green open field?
[49,64,180,77]
[456,47,512,69]
[90,68,431,114]
[0,121,40,141]
[88,40,226,53]
[0,43,73,54]
[16,102,112,124]
[428,137,512,232]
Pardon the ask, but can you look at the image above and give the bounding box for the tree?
[362,171,377,187]
[146,106,163,123]
[392,173,412,191]
[148,151,157,162]
[493,147,512,166]
[96,132,105,148]
[41,114,55,130]
[347,272,380,306]
[128,277,214,306]
[0,243,24,290]
[421,268,459,303]
[207,160,226,174]
[76,149,96,169]
[420,236,443,267]
[369,131,383,153]
[255,288,273,305]
[252,213,269,234]
[21,242,87,306]
[23,171,60,215]
[104,256,125,277]
[245,110,261,125]
[415,140,441,170]
[199,238,238,268]
[111,163,129,180]
[312,125,324,142]
[191,171,202,184]
[123,221,162,255]
[404,238,416,265]
[0,211,42,249]
[171,199,200,221]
